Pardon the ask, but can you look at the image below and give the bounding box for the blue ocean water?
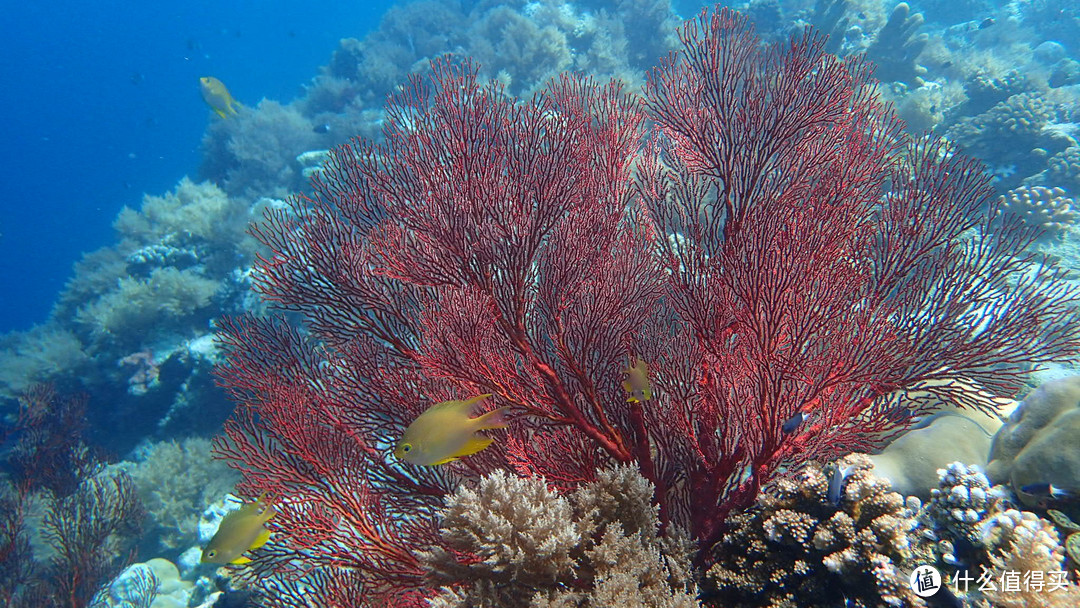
[0,0,392,334]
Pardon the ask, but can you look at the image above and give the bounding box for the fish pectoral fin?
[249,528,272,552]
[455,435,494,458]
[229,555,253,565]
[214,108,228,119]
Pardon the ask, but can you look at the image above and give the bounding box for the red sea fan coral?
[213,6,1080,603]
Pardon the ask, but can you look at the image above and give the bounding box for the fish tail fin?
[474,406,509,430]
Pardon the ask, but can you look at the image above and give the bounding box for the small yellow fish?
[622,357,653,403]
[201,493,276,565]
[394,394,508,466]
[199,76,239,118]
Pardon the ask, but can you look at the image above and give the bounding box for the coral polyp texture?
[210,5,1080,605]
[999,186,1079,240]
[705,454,934,608]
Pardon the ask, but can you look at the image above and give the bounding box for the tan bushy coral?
[999,186,1079,240]
[200,100,321,201]
[466,6,573,97]
[113,177,247,249]
[0,326,90,398]
[422,466,699,608]
[74,267,220,345]
[122,437,240,553]
[705,454,934,608]
[981,511,1080,608]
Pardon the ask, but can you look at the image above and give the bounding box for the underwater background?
[0,0,393,334]
[2,0,1080,607]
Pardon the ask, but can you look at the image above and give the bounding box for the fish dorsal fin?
[429,394,492,416]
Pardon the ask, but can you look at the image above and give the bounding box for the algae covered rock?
[986,376,1080,507]
[870,413,993,499]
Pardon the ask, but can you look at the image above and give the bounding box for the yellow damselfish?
[395,394,508,466]
[199,76,239,119]
[622,357,653,403]
[201,493,276,565]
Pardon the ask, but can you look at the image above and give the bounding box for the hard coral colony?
[210,5,1080,606]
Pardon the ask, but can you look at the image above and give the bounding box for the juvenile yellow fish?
[622,357,653,403]
[395,394,508,466]
[199,76,239,118]
[201,493,276,565]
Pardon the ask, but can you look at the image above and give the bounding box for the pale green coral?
[74,267,220,345]
[124,437,240,554]
[467,7,573,97]
[200,100,321,201]
[113,177,246,248]
[0,325,90,398]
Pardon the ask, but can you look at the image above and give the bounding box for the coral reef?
[199,101,321,202]
[705,454,934,608]
[999,185,1079,240]
[0,176,247,454]
[866,3,928,87]
[422,466,699,607]
[0,325,90,399]
[1046,146,1080,194]
[74,267,221,346]
[124,437,241,555]
[210,5,1080,602]
[946,92,1056,164]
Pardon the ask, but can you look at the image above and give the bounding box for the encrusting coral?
[421,465,700,608]
[704,454,935,608]
[998,186,1079,240]
[986,376,1080,508]
[1047,146,1080,194]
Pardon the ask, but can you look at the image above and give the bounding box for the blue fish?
[827,463,854,505]
[1020,482,1074,501]
[781,412,804,434]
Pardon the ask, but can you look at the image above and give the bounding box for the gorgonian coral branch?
[214,6,1080,602]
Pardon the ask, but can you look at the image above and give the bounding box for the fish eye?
[207,550,216,557]
[401,443,412,453]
